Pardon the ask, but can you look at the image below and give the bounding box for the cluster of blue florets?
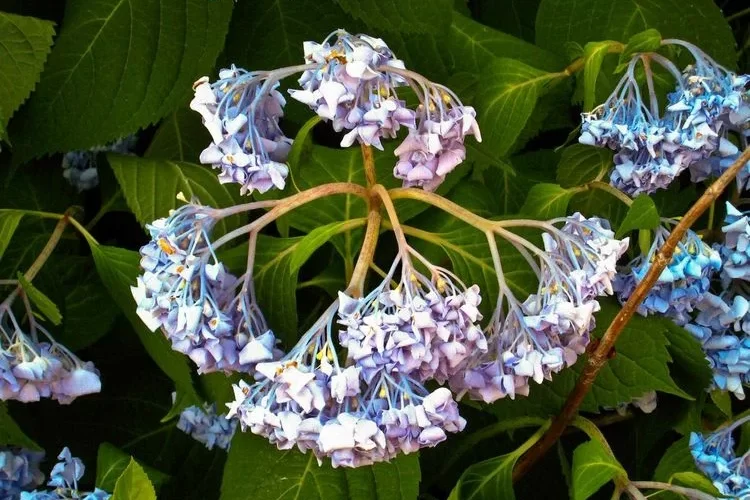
[19,447,110,500]
[691,416,750,499]
[62,136,137,192]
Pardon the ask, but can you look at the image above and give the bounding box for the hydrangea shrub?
[1,1,750,499]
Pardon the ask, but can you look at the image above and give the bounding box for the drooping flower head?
[691,416,750,499]
[452,214,628,403]
[177,399,237,451]
[132,199,279,374]
[580,39,749,195]
[614,226,721,325]
[21,447,111,500]
[0,291,101,404]
[337,256,486,385]
[192,66,292,195]
[0,447,44,498]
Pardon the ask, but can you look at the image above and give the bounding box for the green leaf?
[17,272,62,325]
[711,390,733,418]
[9,0,234,162]
[449,12,563,73]
[333,0,452,34]
[654,437,725,498]
[448,426,546,500]
[221,432,421,500]
[220,219,366,345]
[111,458,157,500]
[660,320,712,397]
[96,443,170,493]
[556,145,612,188]
[0,211,23,261]
[475,59,563,159]
[0,403,40,449]
[520,183,576,218]
[571,440,626,500]
[145,108,211,163]
[536,0,736,68]
[88,243,201,405]
[0,12,55,125]
[108,154,243,236]
[582,41,618,111]
[490,300,693,418]
[670,472,724,497]
[619,29,663,67]
[616,194,660,238]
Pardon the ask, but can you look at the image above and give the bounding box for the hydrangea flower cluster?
[191,67,292,195]
[580,40,749,196]
[177,400,237,451]
[193,30,481,194]
[0,447,44,499]
[0,292,101,404]
[614,226,722,325]
[690,416,750,498]
[719,203,750,283]
[227,297,466,468]
[131,200,281,374]
[21,448,110,500]
[62,135,137,192]
[337,258,486,385]
[451,214,628,402]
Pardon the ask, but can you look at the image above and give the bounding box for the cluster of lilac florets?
[580,40,749,196]
[192,30,481,194]
[0,294,101,404]
[131,200,281,375]
[62,135,137,192]
[21,447,110,500]
[0,447,44,498]
[177,400,237,451]
[451,215,628,402]
[691,417,750,499]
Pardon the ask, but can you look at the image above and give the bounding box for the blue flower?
[719,202,750,283]
[177,400,237,451]
[691,416,750,498]
[0,447,44,499]
[62,136,137,192]
[21,448,111,500]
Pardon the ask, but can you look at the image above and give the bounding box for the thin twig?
[513,147,750,481]
[630,481,716,500]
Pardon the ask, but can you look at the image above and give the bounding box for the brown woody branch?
[513,146,750,481]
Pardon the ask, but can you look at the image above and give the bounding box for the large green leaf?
[0,211,23,261]
[17,272,62,325]
[653,437,724,500]
[111,458,157,500]
[0,403,40,449]
[581,41,619,112]
[535,0,737,68]
[475,59,563,159]
[0,11,54,126]
[221,433,421,500]
[89,243,201,406]
[448,426,546,500]
[145,107,210,163]
[9,0,234,162]
[96,443,170,493]
[108,154,243,236]
[571,440,626,500]
[616,194,660,238]
[333,0,452,34]
[490,301,693,418]
[556,145,612,189]
[221,219,366,346]
[660,320,712,397]
[520,183,577,219]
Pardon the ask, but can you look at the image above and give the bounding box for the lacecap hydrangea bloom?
[580,39,749,196]
[131,198,281,374]
[177,399,237,451]
[691,416,750,499]
[451,214,628,402]
[0,447,44,499]
[62,135,137,192]
[192,30,480,194]
[0,291,101,404]
[21,447,110,500]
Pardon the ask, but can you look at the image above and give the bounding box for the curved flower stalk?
[614,224,722,325]
[452,214,628,403]
[177,399,237,451]
[227,299,466,468]
[0,447,44,498]
[690,415,750,498]
[0,291,101,405]
[21,447,110,500]
[131,199,280,374]
[337,252,486,385]
[580,39,749,195]
[192,30,481,194]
